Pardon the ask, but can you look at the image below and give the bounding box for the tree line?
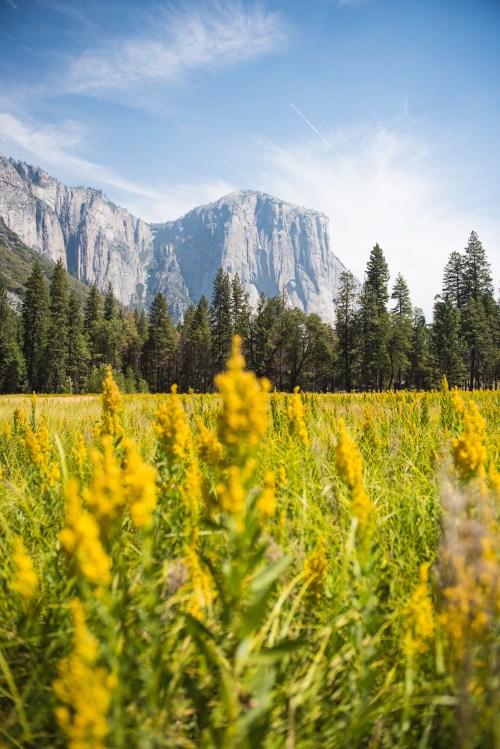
[0,231,498,394]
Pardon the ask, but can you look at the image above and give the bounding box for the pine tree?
[192,295,212,392]
[335,270,359,392]
[83,285,104,367]
[0,279,26,393]
[359,244,390,390]
[45,259,70,392]
[431,295,466,387]
[66,291,89,393]
[442,251,464,310]
[22,261,49,392]
[142,293,176,392]
[231,273,250,341]
[210,269,233,374]
[122,311,142,379]
[409,309,432,390]
[462,231,493,306]
[388,273,413,389]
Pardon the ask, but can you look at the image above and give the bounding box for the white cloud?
[66,3,289,95]
[254,126,500,317]
[0,111,234,220]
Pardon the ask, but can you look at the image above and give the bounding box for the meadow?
[0,338,499,748]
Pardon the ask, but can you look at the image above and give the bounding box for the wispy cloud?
[0,111,234,220]
[65,3,290,96]
[255,125,500,317]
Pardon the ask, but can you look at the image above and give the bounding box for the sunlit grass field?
[1,340,499,748]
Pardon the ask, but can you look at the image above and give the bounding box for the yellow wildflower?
[12,537,39,600]
[403,562,435,657]
[22,419,50,472]
[154,385,191,463]
[215,335,270,461]
[216,465,246,515]
[184,539,216,620]
[53,599,116,749]
[122,438,158,529]
[303,541,328,599]
[181,455,203,521]
[287,386,309,446]
[83,436,124,532]
[60,479,112,586]
[257,471,277,518]
[452,401,487,481]
[100,366,123,440]
[336,419,375,527]
[195,418,225,466]
[73,433,88,475]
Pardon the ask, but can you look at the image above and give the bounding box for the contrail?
[289,102,332,148]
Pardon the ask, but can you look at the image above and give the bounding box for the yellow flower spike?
[287,386,309,446]
[215,335,270,461]
[195,418,225,466]
[257,471,277,518]
[303,541,328,599]
[12,537,39,600]
[73,433,88,476]
[184,541,217,620]
[403,562,435,657]
[452,401,487,482]
[181,454,203,521]
[84,437,124,532]
[60,479,112,586]
[336,419,375,528]
[216,465,246,515]
[100,366,124,440]
[154,385,191,463]
[53,599,115,749]
[122,438,158,529]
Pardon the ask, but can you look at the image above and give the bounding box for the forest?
[0,230,498,394]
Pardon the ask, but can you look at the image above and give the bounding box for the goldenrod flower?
[195,418,225,466]
[303,541,328,599]
[287,386,309,446]
[257,471,277,518]
[100,366,124,440]
[154,385,191,463]
[403,562,435,657]
[53,599,116,749]
[60,479,112,586]
[184,538,216,620]
[215,336,270,461]
[122,438,158,529]
[452,401,487,481]
[12,537,39,600]
[21,419,50,473]
[83,437,124,532]
[336,419,375,527]
[181,455,202,521]
[216,465,246,515]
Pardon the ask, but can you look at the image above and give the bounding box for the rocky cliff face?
[0,154,349,323]
[151,190,346,323]
[0,154,152,306]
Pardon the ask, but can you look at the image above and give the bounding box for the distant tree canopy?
[1,230,498,394]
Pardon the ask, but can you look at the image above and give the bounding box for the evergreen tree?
[335,270,359,392]
[142,293,176,392]
[210,269,233,374]
[104,283,118,321]
[231,273,250,341]
[122,311,142,379]
[178,304,197,391]
[388,273,413,388]
[0,279,26,393]
[192,295,213,392]
[408,309,432,390]
[462,231,493,306]
[83,285,104,367]
[431,295,466,387]
[66,291,89,393]
[22,261,49,391]
[442,251,464,310]
[359,244,390,390]
[45,259,70,392]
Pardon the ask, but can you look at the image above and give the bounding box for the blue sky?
[0,0,499,317]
